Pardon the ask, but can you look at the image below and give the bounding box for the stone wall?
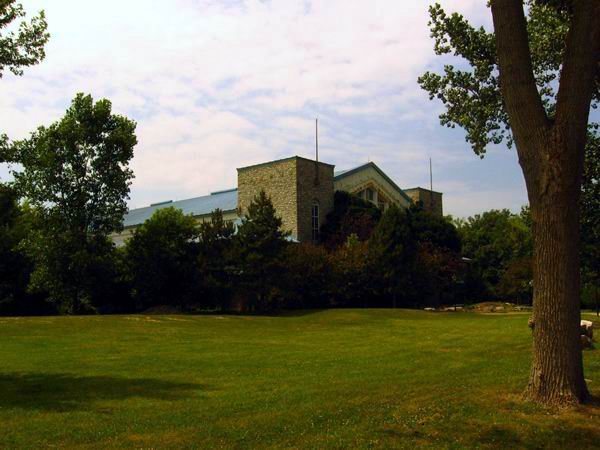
[237,157,300,238]
[237,156,335,241]
[295,158,335,242]
[404,187,443,217]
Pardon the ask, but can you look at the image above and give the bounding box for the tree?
[581,130,600,315]
[0,1,49,79]
[0,184,39,314]
[369,205,417,308]
[419,1,600,404]
[235,191,289,311]
[0,1,49,162]
[408,204,461,253]
[405,206,464,307]
[497,256,533,304]
[9,93,137,312]
[197,209,236,310]
[282,243,333,309]
[456,209,532,297]
[125,207,199,311]
[330,234,374,307]
[320,190,381,249]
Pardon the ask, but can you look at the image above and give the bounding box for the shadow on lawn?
[0,372,203,412]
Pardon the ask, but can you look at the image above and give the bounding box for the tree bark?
[491,0,600,405]
[526,137,588,404]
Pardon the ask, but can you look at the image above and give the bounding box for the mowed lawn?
[0,310,599,449]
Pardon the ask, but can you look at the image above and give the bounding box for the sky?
[0,0,532,218]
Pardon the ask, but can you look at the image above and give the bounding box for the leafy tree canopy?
[456,209,532,295]
[320,190,381,248]
[418,1,598,156]
[407,204,461,253]
[125,207,199,310]
[582,129,600,284]
[0,0,49,79]
[9,93,137,235]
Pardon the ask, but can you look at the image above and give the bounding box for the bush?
[321,191,381,248]
[281,243,332,309]
[124,207,200,311]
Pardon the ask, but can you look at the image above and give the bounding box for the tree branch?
[555,1,600,147]
[491,0,549,151]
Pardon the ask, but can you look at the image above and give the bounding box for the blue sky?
[0,0,531,217]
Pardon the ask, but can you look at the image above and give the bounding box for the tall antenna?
[314,118,320,185]
[315,118,319,162]
[429,157,433,209]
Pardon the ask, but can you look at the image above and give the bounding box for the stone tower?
[237,156,334,241]
[403,187,443,217]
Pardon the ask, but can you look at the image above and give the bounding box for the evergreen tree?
[369,205,417,308]
[197,209,236,310]
[235,191,289,311]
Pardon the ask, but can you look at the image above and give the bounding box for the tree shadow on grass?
[0,372,203,412]
[474,395,600,448]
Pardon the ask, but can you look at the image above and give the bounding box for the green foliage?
[125,207,199,310]
[456,209,532,299]
[282,243,332,309]
[7,93,137,312]
[22,230,121,314]
[369,205,417,307]
[10,93,137,235]
[234,191,290,311]
[497,256,533,304]
[197,209,236,309]
[0,184,46,314]
[415,241,465,306]
[320,190,381,248]
[418,2,598,155]
[0,0,49,78]
[408,204,461,253]
[582,130,600,288]
[330,234,373,307]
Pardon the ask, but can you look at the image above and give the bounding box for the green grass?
[0,310,599,449]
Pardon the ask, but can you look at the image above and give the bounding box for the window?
[311,203,320,242]
[366,188,374,202]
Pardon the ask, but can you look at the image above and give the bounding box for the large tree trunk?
[525,158,588,403]
[491,0,599,405]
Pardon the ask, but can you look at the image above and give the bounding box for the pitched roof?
[334,162,412,203]
[123,188,238,228]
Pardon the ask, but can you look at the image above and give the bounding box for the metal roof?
[123,189,238,228]
[123,161,416,228]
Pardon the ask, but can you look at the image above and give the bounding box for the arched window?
[311,202,320,242]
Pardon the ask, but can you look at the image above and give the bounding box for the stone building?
[111,156,443,246]
[404,187,443,217]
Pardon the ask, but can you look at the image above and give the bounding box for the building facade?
[111,156,443,245]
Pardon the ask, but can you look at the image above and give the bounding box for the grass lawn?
[0,309,599,449]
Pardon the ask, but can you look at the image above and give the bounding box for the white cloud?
[0,0,520,217]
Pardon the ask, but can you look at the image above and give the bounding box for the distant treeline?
[0,184,573,315]
[1,94,598,315]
